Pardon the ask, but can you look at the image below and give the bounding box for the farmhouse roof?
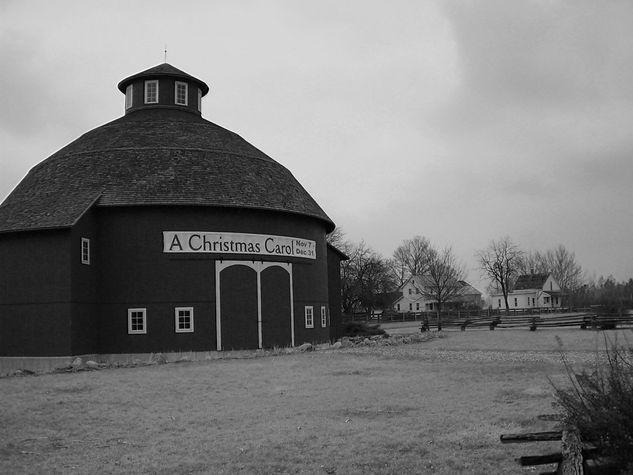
[514,273,550,290]
[0,65,334,234]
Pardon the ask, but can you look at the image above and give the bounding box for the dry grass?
[1,328,628,474]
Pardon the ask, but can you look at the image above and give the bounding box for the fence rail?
[343,307,594,323]
[343,310,633,332]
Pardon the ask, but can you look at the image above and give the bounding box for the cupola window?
[175,81,188,106]
[144,80,159,104]
[197,88,202,112]
[125,84,133,109]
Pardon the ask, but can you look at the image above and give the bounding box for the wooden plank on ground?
[500,431,562,443]
[518,452,563,466]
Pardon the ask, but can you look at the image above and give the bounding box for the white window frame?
[175,81,188,106]
[320,306,327,328]
[144,80,158,104]
[175,307,194,333]
[81,238,90,265]
[128,308,147,334]
[125,84,133,109]
[305,306,314,329]
[197,88,202,111]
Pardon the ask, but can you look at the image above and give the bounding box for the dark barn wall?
[292,235,330,345]
[95,205,330,353]
[327,246,344,342]
[0,230,72,356]
[70,208,99,355]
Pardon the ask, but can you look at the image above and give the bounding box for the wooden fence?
[343,307,594,323]
[343,310,633,332]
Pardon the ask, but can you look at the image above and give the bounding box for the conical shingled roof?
[0,67,334,233]
[118,63,210,95]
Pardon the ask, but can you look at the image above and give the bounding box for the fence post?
[558,428,583,475]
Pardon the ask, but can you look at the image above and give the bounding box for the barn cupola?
[117,63,210,115]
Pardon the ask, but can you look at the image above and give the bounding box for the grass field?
[1,328,629,474]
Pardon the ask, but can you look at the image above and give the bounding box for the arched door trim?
[215,261,293,350]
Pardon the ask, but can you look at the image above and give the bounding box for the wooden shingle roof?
[0,108,334,233]
[514,273,549,290]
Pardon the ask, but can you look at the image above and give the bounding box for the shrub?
[341,321,386,337]
[553,336,633,471]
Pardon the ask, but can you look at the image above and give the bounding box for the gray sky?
[2,0,633,290]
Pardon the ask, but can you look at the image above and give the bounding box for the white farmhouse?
[392,275,482,312]
[491,273,562,310]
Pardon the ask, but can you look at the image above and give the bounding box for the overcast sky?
[2,0,633,291]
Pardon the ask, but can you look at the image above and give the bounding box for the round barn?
[0,63,344,366]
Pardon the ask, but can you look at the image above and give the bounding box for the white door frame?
[215,261,294,350]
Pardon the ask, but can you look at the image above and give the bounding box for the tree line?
[329,231,632,316]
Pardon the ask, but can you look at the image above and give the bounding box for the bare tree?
[417,246,467,330]
[542,244,584,306]
[476,236,524,314]
[516,244,584,307]
[340,241,393,315]
[326,227,346,250]
[391,235,432,283]
[517,250,548,276]
[385,257,408,288]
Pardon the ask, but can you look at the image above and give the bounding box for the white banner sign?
[163,231,316,260]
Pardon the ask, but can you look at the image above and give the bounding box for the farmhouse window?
[305,306,314,328]
[175,307,194,333]
[514,297,518,307]
[397,303,400,311]
[81,238,90,265]
[409,303,412,311]
[408,288,412,295]
[175,81,188,105]
[128,308,147,334]
[416,302,420,311]
[321,306,327,327]
[144,80,158,104]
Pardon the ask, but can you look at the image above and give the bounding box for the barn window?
[125,84,133,109]
[175,81,188,105]
[144,80,158,104]
[81,238,90,265]
[128,308,147,334]
[305,306,314,328]
[175,307,194,333]
[320,306,327,327]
